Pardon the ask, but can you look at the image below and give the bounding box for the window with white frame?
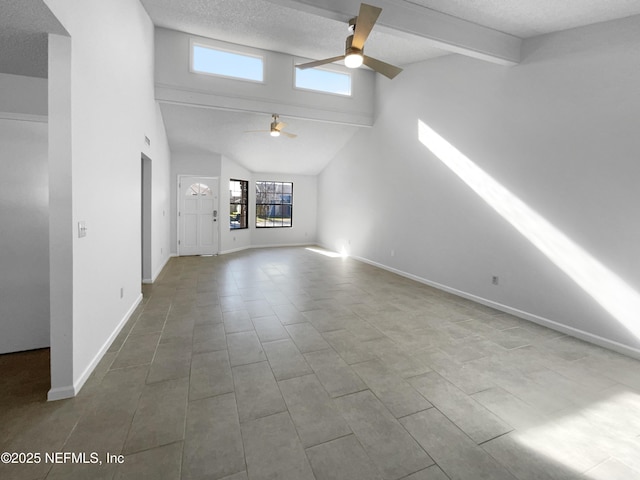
[192,43,264,82]
[295,66,351,96]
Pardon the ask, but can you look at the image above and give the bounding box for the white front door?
[179,176,219,255]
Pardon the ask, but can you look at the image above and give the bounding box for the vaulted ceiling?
[3,0,640,174]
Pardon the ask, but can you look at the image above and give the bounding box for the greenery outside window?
[230,179,248,229]
[256,181,293,228]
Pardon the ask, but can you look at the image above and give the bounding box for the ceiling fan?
[296,3,403,79]
[245,114,297,138]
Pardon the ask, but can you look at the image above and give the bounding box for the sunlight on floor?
[417,119,640,341]
[511,389,640,478]
[306,247,349,258]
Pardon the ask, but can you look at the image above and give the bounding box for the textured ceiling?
[403,0,640,38]
[0,0,66,78]
[140,0,447,67]
[160,104,361,175]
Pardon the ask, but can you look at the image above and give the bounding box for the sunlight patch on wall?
[418,119,640,340]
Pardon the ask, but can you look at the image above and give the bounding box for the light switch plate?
[78,221,87,238]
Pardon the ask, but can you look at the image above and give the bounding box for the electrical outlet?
[492,276,499,285]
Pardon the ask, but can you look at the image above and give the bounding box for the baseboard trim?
[219,245,251,255]
[47,385,76,402]
[344,251,640,361]
[47,293,143,401]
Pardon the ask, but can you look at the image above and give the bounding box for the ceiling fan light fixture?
[344,52,364,68]
[270,129,280,137]
[295,4,402,79]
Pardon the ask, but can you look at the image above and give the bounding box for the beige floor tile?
[232,361,286,422]
[262,339,313,381]
[278,374,352,448]
[241,412,315,480]
[285,322,331,353]
[226,331,266,366]
[189,350,234,400]
[334,390,434,480]
[111,331,160,369]
[352,359,432,418]
[252,315,290,343]
[115,442,183,480]
[304,349,367,398]
[306,434,383,480]
[408,371,512,444]
[401,409,517,480]
[182,393,244,480]
[123,376,189,454]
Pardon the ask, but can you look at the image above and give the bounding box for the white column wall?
[44,0,172,399]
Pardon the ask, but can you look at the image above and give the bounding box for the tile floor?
[2,246,640,480]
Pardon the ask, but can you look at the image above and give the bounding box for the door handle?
[213,210,217,222]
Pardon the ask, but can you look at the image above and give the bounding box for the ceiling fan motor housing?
[345,34,363,57]
[348,17,357,32]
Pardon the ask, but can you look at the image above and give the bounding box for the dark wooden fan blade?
[352,3,382,50]
[362,55,403,79]
[296,55,346,69]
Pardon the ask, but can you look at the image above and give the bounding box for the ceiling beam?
[155,86,374,127]
[262,0,521,65]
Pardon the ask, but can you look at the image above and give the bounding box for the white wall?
[318,15,640,357]
[44,0,172,399]
[0,72,50,353]
[155,28,375,126]
[0,73,47,118]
